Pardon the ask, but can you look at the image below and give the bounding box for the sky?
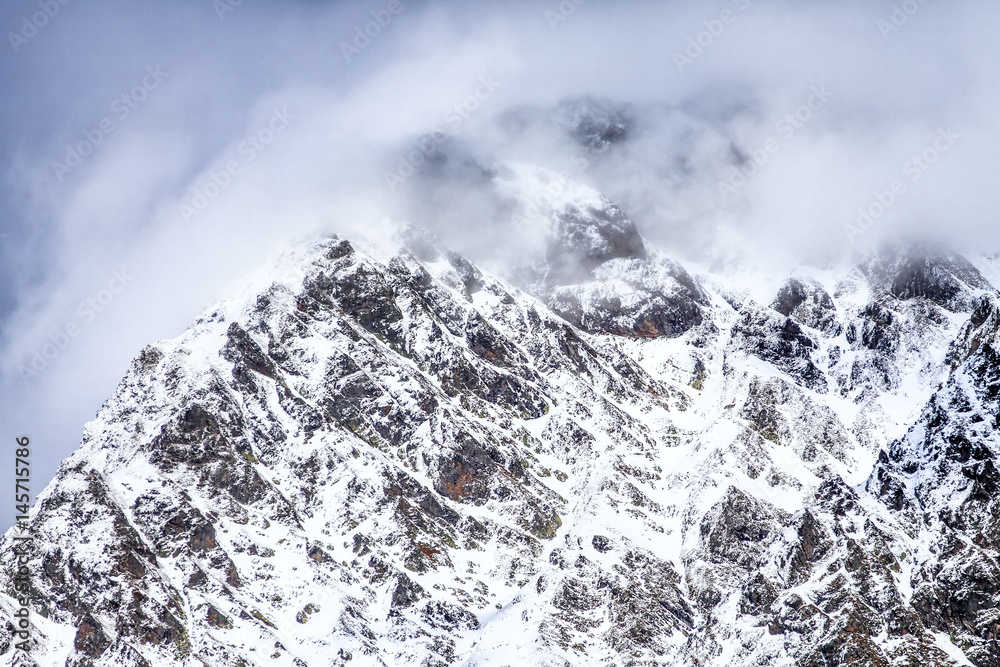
[1,0,999,530]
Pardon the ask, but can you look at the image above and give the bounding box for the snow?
[3,170,998,666]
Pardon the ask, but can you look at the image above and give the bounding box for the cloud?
[1,0,999,528]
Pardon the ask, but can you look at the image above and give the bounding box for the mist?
[1,0,999,530]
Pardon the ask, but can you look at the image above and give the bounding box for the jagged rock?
[863,243,993,313]
[73,615,110,658]
[772,277,843,336]
[2,208,1000,666]
[699,486,785,570]
[865,305,1000,664]
[731,306,828,392]
[206,605,232,629]
[555,95,634,153]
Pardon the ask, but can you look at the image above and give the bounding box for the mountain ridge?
[3,172,1000,666]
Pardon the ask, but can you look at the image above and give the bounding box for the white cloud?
[1,0,999,528]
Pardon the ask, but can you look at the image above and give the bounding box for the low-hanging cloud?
[1,0,999,529]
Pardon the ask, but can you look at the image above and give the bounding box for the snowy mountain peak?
[3,176,1000,666]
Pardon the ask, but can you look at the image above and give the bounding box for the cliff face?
[2,171,999,666]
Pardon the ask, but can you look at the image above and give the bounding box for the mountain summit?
[3,172,1000,666]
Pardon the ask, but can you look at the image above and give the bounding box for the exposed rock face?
[867,294,1000,666]
[2,179,1000,666]
[497,164,709,341]
[0,232,697,666]
[545,253,708,340]
[497,95,633,156]
[545,200,646,283]
[731,305,828,392]
[862,243,992,313]
[772,277,843,337]
[554,95,634,153]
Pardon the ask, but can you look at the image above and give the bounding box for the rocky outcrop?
[2,201,999,665]
[862,243,992,313]
[772,277,842,337]
[731,304,828,392]
[866,301,1000,665]
[555,96,634,153]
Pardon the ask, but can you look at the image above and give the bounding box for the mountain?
[2,168,999,666]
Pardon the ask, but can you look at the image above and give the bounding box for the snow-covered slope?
[2,170,998,666]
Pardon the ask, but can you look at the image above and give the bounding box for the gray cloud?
[1,0,999,529]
